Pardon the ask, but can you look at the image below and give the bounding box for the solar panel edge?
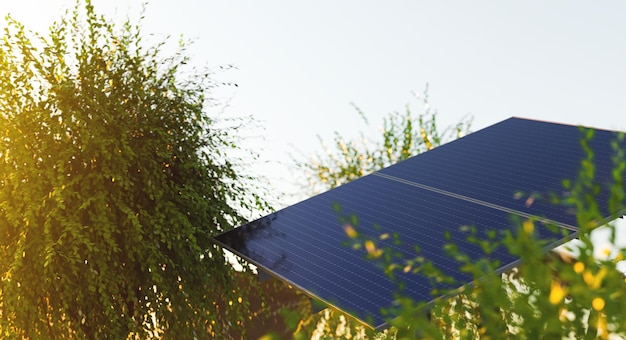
[210,236,381,331]
[383,117,625,176]
[513,116,626,134]
[372,228,582,332]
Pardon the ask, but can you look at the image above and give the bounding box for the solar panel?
[214,117,626,329]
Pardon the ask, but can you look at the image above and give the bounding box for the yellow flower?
[523,220,534,234]
[602,246,611,259]
[592,297,605,311]
[583,270,594,286]
[549,280,566,305]
[365,240,382,258]
[573,261,585,274]
[344,225,357,238]
[584,268,607,289]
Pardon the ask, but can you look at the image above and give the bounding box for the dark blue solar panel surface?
[214,117,625,329]
[380,118,626,228]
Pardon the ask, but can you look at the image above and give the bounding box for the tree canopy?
[0,1,267,338]
[295,87,472,195]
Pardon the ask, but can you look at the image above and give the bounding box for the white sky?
[2,0,626,250]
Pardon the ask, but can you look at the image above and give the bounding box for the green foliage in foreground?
[0,1,267,338]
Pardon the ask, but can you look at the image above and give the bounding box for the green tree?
[295,86,472,195]
[0,1,267,338]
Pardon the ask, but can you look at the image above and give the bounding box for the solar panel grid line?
[243,180,465,308]
[490,231,580,277]
[229,218,420,318]
[380,147,571,202]
[382,120,612,194]
[248,215,409,301]
[274,206,435,297]
[334,173,577,282]
[222,232,466,327]
[288,173,536,300]
[373,172,579,231]
[281,199,440,286]
[215,235,382,320]
[399,149,571,189]
[393,154,577,193]
[329,175,521,264]
[352,176,543,263]
[298,173,505,265]
[394,119,580,160]
[214,193,424,318]
[329,176,492,262]
[386,122,544,162]
[385,230,583,332]
[476,122,580,148]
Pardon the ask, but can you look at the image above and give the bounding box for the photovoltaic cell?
[214,117,626,329]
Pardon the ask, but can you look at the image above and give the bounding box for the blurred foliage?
[294,85,473,195]
[0,1,270,338]
[290,127,626,339]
